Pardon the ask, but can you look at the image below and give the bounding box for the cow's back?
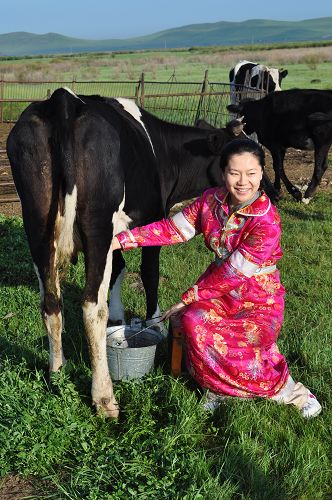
[6,89,111,263]
[268,89,332,114]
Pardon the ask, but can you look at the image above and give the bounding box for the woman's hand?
[112,236,122,251]
[161,301,186,321]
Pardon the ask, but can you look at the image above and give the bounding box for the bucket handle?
[109,316,165,346]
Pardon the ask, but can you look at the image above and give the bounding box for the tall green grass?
[0,192,331,498]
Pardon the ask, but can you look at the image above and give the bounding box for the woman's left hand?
[161,301,186,321]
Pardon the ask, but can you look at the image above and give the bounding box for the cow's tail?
[47,87,85,264]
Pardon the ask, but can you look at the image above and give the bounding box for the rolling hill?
[0,17,332,56]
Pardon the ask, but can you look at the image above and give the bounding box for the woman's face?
[224,152,263,206]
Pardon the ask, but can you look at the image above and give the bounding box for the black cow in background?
[228,89,332,202]
[7,88,250,417]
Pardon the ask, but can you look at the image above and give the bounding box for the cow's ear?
[280,69,288,78]
[207,133,225,154]
[233,123,245,136]
[226,118,245,136]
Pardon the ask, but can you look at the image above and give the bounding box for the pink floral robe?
[117,187,289,398]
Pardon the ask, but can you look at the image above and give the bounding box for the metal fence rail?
[0,72,264,125]
[0,73,264,208]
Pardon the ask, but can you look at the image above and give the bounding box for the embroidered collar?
[214,187,271,217]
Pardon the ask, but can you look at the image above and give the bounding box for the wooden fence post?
[194,69,209,125]
[0,79,4,124]
[139,72,145,108]
[135,83,140,105]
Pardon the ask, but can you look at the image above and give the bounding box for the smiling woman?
[113,138,322,418]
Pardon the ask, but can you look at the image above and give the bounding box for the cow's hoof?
[291,187,302,201]
[95,397,120,419]
[302,197,312,205]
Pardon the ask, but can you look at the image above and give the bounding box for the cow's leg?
[271,148,302,201]
[34,261,66,373]
[27,213,65,373]
[140,246,164,330]
[8,116,66,373]
[302,144,331,203]
[82,239,119,418]
[12,156,65,370]
[108,249,126,325]
[261,171,279,203]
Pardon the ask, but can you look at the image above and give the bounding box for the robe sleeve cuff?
[171,212,196,241]
[116,230,138,250]
[181,285,199,305]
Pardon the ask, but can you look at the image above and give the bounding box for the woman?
[112,139,321,418]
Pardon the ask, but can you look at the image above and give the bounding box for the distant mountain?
[1,18,332,56]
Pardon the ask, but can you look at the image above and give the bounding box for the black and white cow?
[229,60,288,98]
[228,89,332,202]
[7,88,249,417]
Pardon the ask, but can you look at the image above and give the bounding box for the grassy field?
[0,191,331,499]
[0,43,331,88]
[1,43,331,126]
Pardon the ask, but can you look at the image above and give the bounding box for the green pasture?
[0,191,331,499]
[1,42,332,125]
[0,42,332,87]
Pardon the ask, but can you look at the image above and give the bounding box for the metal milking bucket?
[106,318,166,381]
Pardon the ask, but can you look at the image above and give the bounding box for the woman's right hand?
[161,301,186,321]
[112,236,122,251]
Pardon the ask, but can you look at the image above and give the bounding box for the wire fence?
[0,72,265,208]
[0,71,265,126]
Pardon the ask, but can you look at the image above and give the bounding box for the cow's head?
[225,117,246,137]
[227,102,256,135]
[266,67,288,92]
[247,64,288,93]
[197,117,246,155]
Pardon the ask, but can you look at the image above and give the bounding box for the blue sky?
[1,0,331,39]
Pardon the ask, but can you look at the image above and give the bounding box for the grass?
[0,190,331,499]
[0,44,332,87]
[1,43,331,124]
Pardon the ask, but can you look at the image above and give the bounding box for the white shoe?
[300,392,322,419]
[272,377,322,419]
[202,398,222,412]
[201,390,228,412]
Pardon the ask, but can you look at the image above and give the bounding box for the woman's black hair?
[220,139,265,172]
